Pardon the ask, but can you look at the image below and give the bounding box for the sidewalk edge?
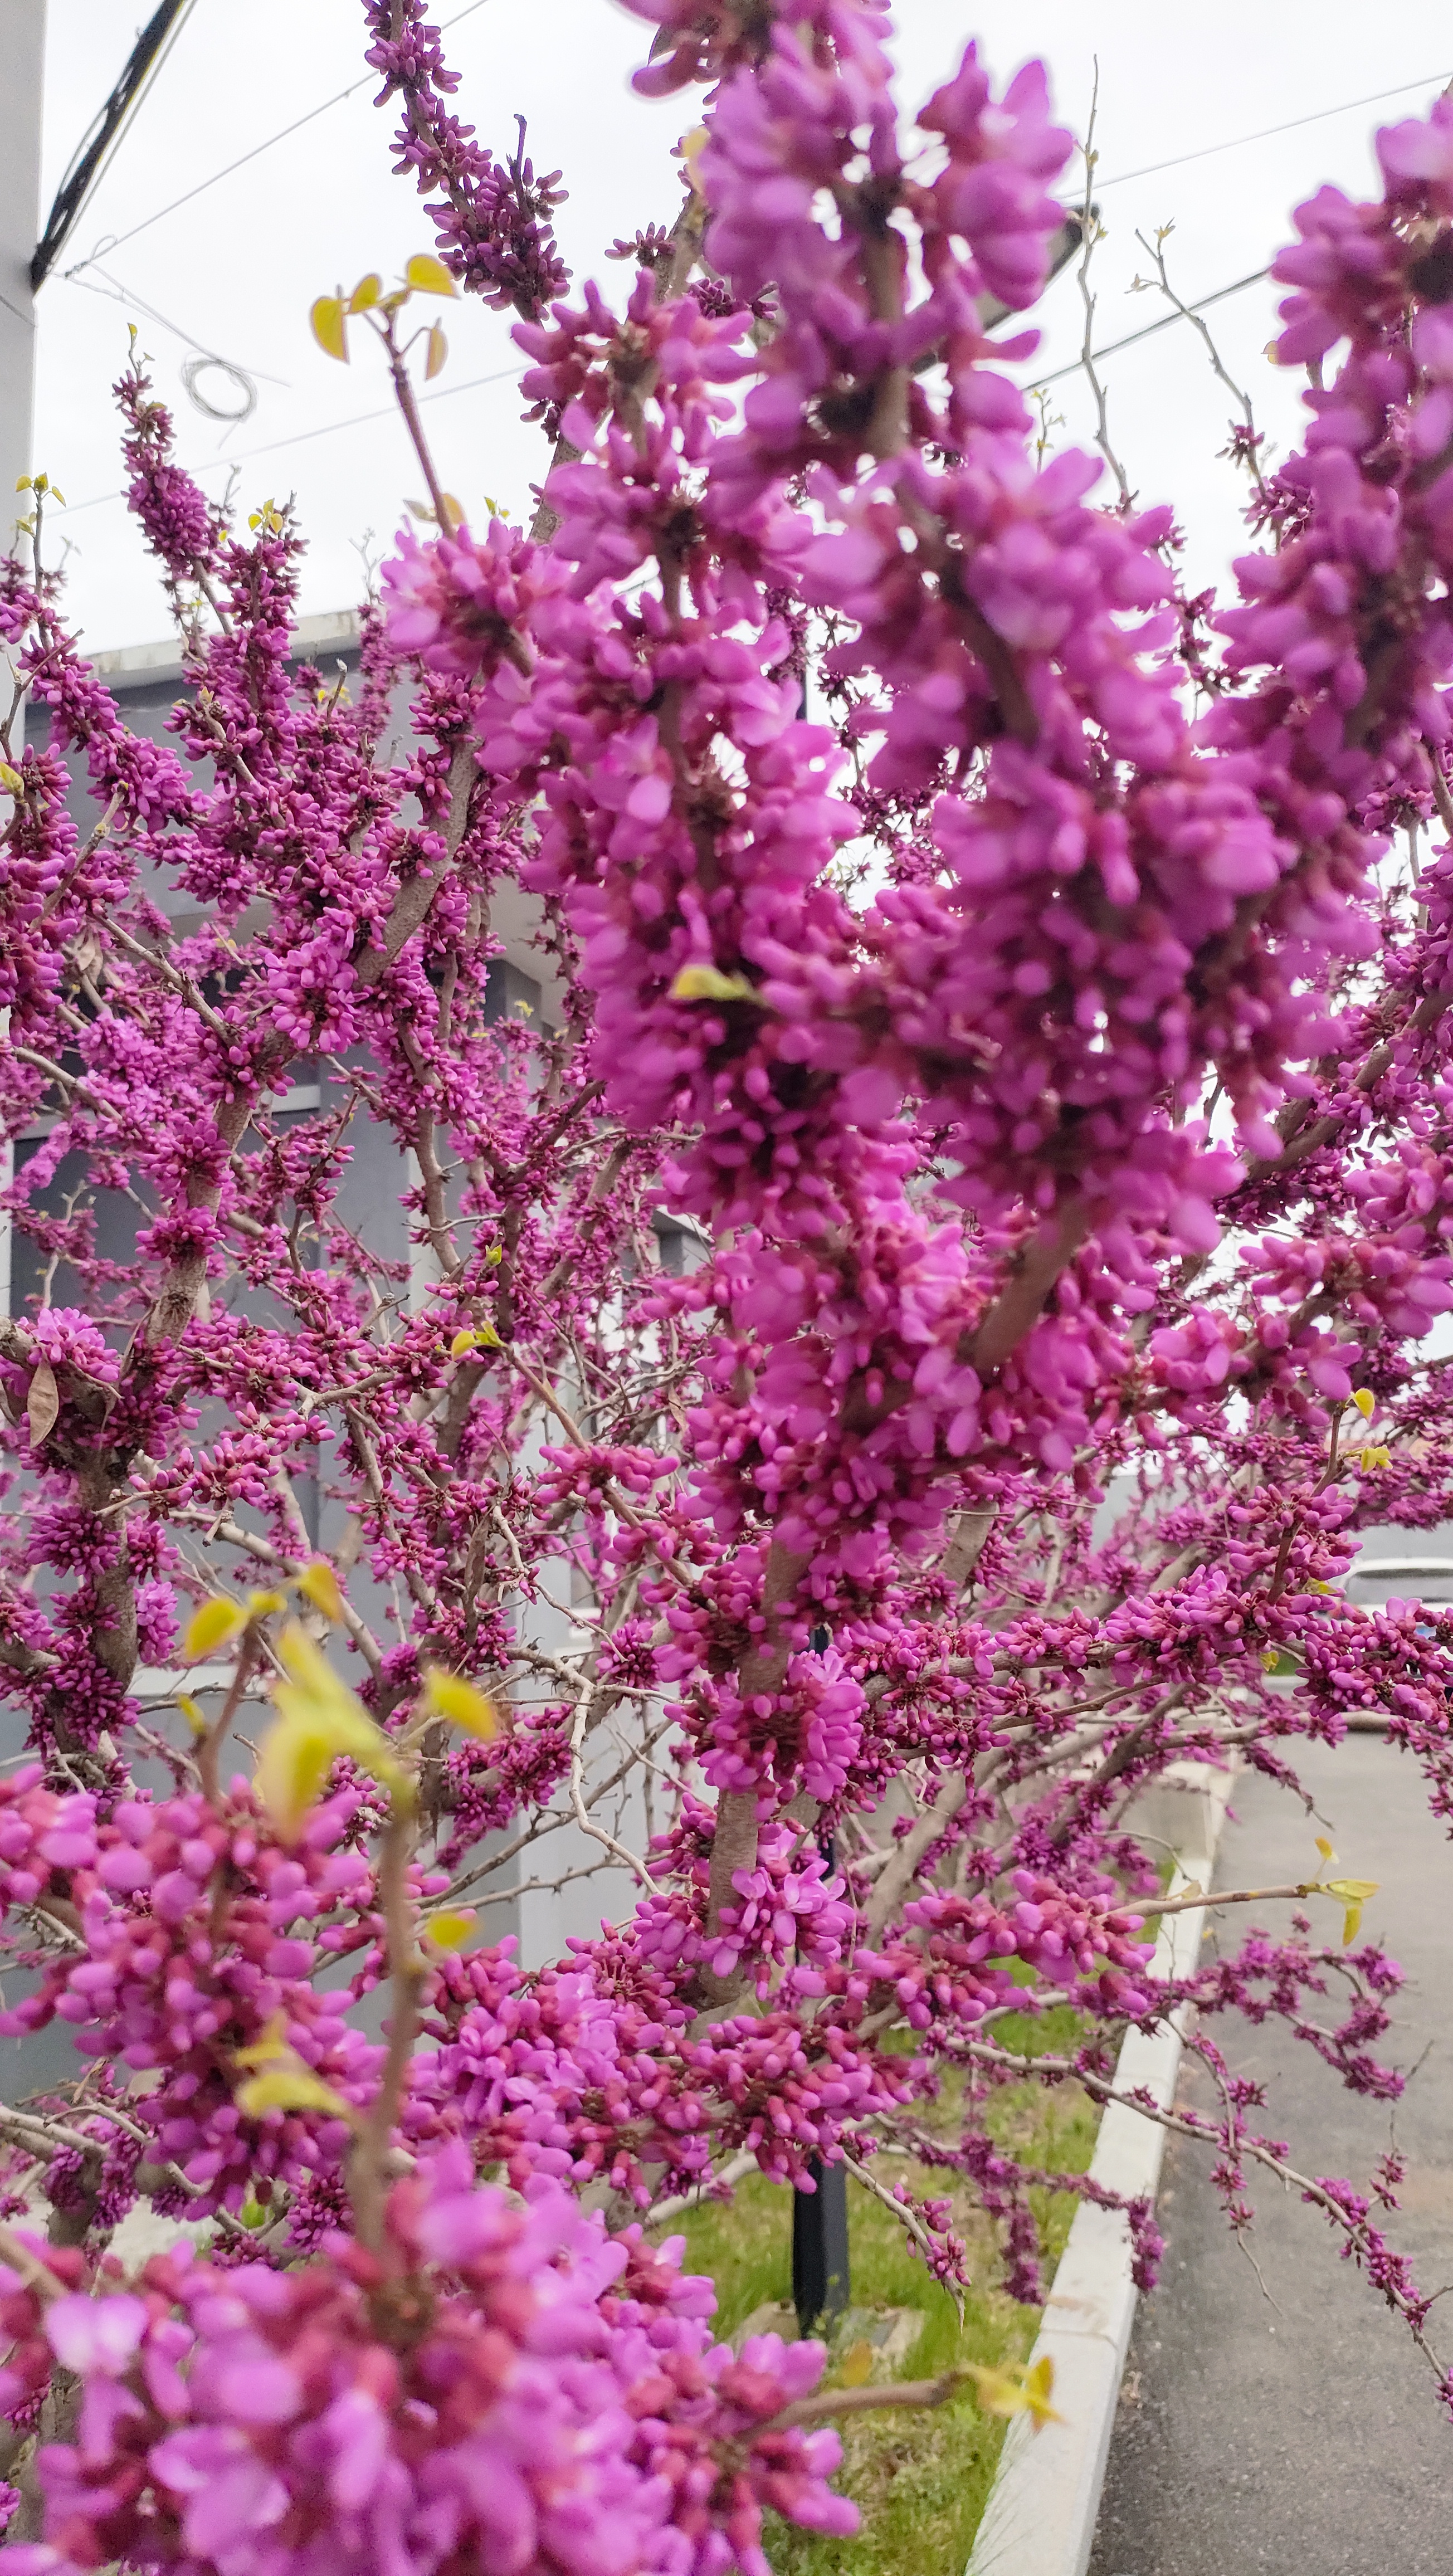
[964,1768,1235,2576]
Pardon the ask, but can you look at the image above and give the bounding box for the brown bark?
[698,1540,812,2009]
[354,739,479,988]
[865,1770,970,1939]
[937,1506,996,1593]
[140,1087,274,1352]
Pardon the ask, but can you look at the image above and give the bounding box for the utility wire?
[1097,69,1449,193]
[71,36,1449,280]
[64,264,287,393]
[1032,265,1272,389]
[62,363,526,515]
[58,253,1276,514]
[48,63,1451,514]
[58,256,1280,511]
[33,0,201,290]
[84,0,489,267]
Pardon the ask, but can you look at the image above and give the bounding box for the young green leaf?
[1324,1876,1378,1945]
[309,296,348,362]
[966,2355,1064,2429]
[257,1623,411,1839]
[182,1595,246,1661]
[450,1324,502,1355]
[670,964,757,1003]
[422,1667,498,1740]
[236,2064,353,2120]
[405,252,457,297]
[296,1560,345,1624]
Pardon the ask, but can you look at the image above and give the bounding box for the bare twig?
[1075,71,1130,505]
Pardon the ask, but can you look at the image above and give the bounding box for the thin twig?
[1075,69,1131,505]
[1133,224,1267,496]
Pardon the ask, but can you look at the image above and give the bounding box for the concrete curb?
[964,1767,1235,2576]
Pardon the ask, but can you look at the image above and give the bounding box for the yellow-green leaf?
[1314,1836,1336,1867]
[405,252,457,298]
[840,2339,874,2388]
[275,1684,406,1798]
[679,123,709,189]
[0,763,24,795]
[1351,1387,1376,1419]
[670,964,757,1004]
[183,1596,246,1662]
[259,1623,412,1837]
[426,323,448,382]
[256,1714,337,1843]
[236,2065,353,2121]
[310,295,348,362]
[451,1324,502,1356]
[246,1588,288,1620]
[177,1693,207,1741]
[964,2363,1026,2418]
[349,272,383,313]
[423,1667,498,1740]
[238,2196,269,2229]
[425,1909,477,1951]
[296,1560,345,1624]
[275,1621,360,1711]
[233,2011,291,2070]
[1317,1869,1377,1948]
[966,2355,1064,2429]
[1020,2356,1062,2426]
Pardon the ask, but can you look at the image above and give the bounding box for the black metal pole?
[793,2156,851,2334]
[791,1668,850,2333]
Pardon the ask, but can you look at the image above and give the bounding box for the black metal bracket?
[32,0,192,292]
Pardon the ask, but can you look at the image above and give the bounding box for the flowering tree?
[3,0,1453,2564]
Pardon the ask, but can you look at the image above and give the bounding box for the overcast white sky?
[28,1,1453,653]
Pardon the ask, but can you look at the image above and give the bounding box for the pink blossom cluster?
[362,0,568,319]
[0,1772,388,2217]
[382,0,1449,1557]
[2,0,1453,2552]
[2,2151,850,2576]
[886,1876,1156,2029]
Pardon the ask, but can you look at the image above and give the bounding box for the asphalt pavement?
[1089,1733,1453,2576]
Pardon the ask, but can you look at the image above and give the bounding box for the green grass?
[675,2043,1098,2576]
